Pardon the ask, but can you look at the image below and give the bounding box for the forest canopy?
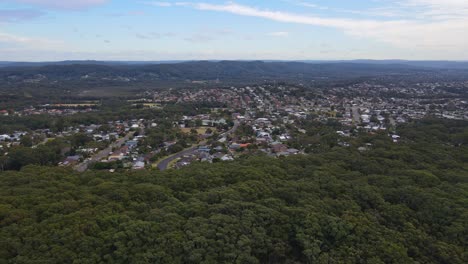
[0,119,467,263]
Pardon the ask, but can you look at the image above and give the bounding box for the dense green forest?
[0,119,467,263]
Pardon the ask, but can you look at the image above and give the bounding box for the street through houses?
[157,120,240,171]
[74,131,135,172]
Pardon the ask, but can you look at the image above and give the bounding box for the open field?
[49,103,99,107]
[180,127,209,135]
[143,103,160,108]
[131,103,161,108]
[77,87,143,97]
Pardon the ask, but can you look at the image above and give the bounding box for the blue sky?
[0,0,467,61]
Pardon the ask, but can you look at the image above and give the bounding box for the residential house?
[61,155,81,166]
[272,144,288,153]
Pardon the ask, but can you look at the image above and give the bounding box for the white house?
[0,135,10,141]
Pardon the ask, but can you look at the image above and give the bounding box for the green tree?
[20,135,33,147]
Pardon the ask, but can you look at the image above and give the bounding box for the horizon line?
[1,59,468,63]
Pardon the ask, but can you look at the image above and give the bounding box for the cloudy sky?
[0,0,467,61]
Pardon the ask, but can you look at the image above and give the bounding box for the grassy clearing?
[180,127,209,135]
[50,104,98,107]
[167,158,180,169]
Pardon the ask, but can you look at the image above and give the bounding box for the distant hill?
[335,60,468,70]
[0,60,448,85]
[2,59,468,69]
[0,60,184,68]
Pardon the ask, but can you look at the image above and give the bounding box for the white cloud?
[290,1,329,10]
[0,8,44,22]
[401,0,468,19]
[184,33,214,43]
[267,31,289,37]
[169,2,468,57]
[404,0,468,10]
[142,1,172,7]
[0,31,64,49]
[141,1,188,7]
[297,2,319,8]
[183,29,235,43]
[181,2,400,29]
[10,0,109,10]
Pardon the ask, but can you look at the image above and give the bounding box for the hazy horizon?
[1,59,468,64]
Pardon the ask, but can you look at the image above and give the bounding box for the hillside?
[0,61,443,84]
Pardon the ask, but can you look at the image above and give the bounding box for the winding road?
[156,120,240,171]
[156,146,200,171]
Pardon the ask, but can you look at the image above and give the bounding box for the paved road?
[352,106,361,123]
[389,117,396,127]
[156,146,199,171]
[74,132,134,172]
[157,120,240,171]
[221,120,240,136]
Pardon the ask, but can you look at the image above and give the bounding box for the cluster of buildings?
[3,80,467,171]
[1,105,97,117]
[154,81,467,169]
[62,119,152,170]
[0,132,27,142]
[0,132,29,154]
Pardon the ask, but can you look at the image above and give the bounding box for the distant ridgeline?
[0,119,467,263]
[1,60,468,85]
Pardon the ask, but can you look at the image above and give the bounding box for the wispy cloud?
[141,1,187,7]
[135,32,167,39]
[401,0,468,18]
[8,0,109,10]
[159,2,467,54]
[184,33,214,43]
[267,31,289,37]
[285,0,411,18]
[0,31,64,49]
[142,1,172,7]
[107,10,147,17]
[0,8,45,22]
[334,0,468,20]
[286,1,329,10]
[133,32,176,40]
[174,2,395,29]
[183,29,232,43]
